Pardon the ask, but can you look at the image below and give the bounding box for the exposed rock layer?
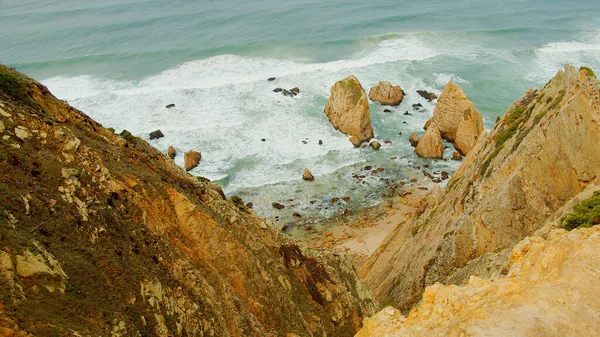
[0,65,377,336]
[357,226,600,336]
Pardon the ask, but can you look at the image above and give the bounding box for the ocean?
[2,0,600,221]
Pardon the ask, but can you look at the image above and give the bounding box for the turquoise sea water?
[2,0,600,221]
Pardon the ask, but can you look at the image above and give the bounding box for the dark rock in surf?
[149,130,164,140]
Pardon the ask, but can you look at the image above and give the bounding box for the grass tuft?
[560,191,600,230]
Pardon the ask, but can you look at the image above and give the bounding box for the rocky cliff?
[360,64,600,312]
[356,223,600,336]
[0,65,378,336]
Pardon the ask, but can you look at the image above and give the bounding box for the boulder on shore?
[168,146,176,159]
[370,141,381,150]
[303,168,314,181]
[415,123,443,159]
[184,151,201,171]
[324,75,374,145]
[369,81,404,106]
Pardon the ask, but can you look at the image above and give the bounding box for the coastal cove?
[4,1,600,335]
[2,0,600,224]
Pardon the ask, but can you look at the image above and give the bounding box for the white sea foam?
[40,34,454,199]
[528,30,600,83]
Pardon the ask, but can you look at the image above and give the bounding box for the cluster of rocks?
[273,87,300,97]
[143,128,203,172]
[410,81,484,159]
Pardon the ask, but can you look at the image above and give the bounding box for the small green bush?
[580,66,596,78]
[196,176,211,183]
[231,195,244,208]
[0,71,26,99]
[119,130,135,141]
[106,127,115,133]
[560,191,600,230]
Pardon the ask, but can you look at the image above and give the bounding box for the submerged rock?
[324,75,374,145]
[369,81,404,106]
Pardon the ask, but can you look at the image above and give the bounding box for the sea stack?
[424,81,484,155]
[324,75,374,146]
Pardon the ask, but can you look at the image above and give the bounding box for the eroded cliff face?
[0,65,377,336]
[360,64,600,312]
[356,224,600,337]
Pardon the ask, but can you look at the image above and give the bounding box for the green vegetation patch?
[196,176,211,183]
[339,77,363,104]
[0,71,26,99]
[548,89,566,111]
[106,127,115,133]
[119,129,136,141]
[560,191,600,230]
[230,195,244,208]
[580,66,596,78]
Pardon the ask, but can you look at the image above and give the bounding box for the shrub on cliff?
[560,191,600,230]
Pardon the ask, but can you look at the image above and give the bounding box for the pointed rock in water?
[415,123,443,159]
[303,168,314,181]
[268,77,276,81]
[403,111,412,116]
[370,141,381,150]
[149,130,164,140]
[165,103,175,109]
[412,103,423,111]
[167,146,176,159]
[369,81,404,106]
[318,139,323,145]
[324,75,374,145]
[426,81,483,145]
[290,87,300,95]
[184,150,201,171]
[416,90,438,102]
